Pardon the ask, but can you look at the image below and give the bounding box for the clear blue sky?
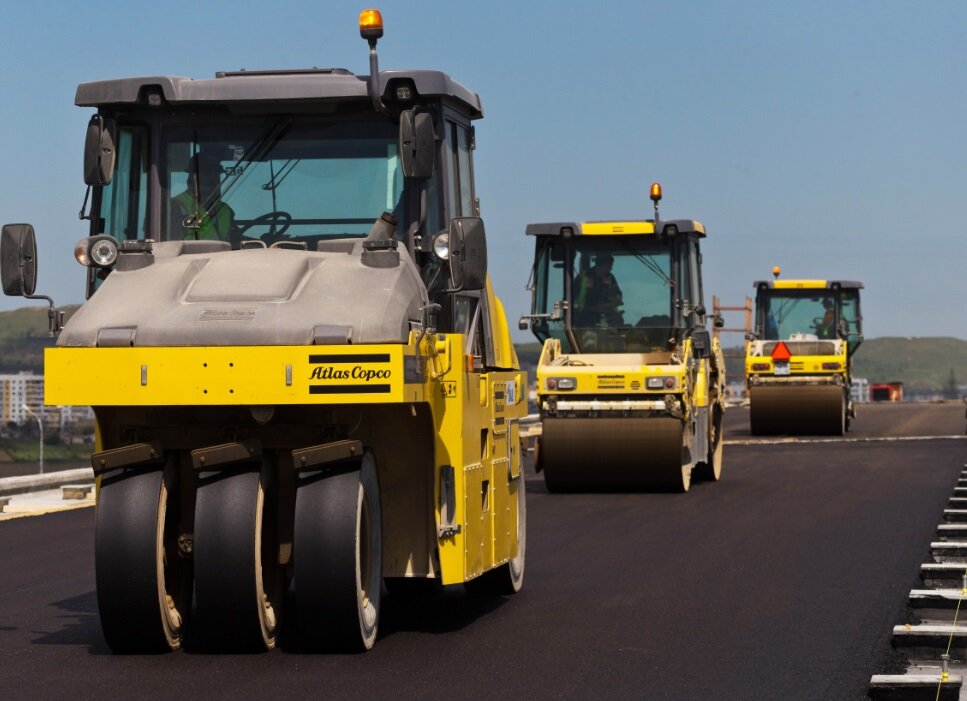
[1,1,964,342]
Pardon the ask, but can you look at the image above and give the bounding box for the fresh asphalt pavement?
[0,403,963,700]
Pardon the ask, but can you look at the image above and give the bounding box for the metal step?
[921,563,967,587]
[869,673,960,701]
[937,524,967,541]
[909,589,967,610]
[943,509,967,523]
[930,542,967,563]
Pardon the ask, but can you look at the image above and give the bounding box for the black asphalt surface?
[0,403,964,700]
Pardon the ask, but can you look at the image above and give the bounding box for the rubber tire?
[294,451,382,652]
[694,406,724,482]
[465,476,526,596]
[95,457,189,652]
[193,465,281,651]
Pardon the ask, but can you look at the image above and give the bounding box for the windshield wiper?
[621,242,674,287]
[190,118,293,222]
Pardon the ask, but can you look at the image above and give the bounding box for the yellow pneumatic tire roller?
[540,417,689,493]
[749,385,846,436]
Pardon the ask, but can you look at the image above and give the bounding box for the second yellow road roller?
[745,268,863,435]
[520,184,725,492]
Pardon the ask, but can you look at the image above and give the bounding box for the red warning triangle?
[771,341,792,361]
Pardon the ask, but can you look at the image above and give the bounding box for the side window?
[455,294,492,372]
[444,120,474,218]
[839,291,861,344]
[689,241,703,316]
[677,239,692,326]
[99,126,149,240]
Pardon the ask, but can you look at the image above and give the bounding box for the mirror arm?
[78,186,92,221]
[405,180,427,259]
[20,292,62,336]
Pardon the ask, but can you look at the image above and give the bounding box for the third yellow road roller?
[520,184,725,492]
[745,268,863,435]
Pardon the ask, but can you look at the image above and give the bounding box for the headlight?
[88,235,119,268]
[647,376,677,390]
[546,377,576,391]
[74,238,91,266]
[433,232,450,260]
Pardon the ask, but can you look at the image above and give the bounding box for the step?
[909,589,967,611]
[949,498,967,507]
[930,542,967,563]
[893,624,967,657]
[937,524,967,541]
[869,673,960,701]
[943,509,967,523]
[921,563,967,585]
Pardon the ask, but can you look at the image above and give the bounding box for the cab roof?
[754,279,863,290]
[525,219,706,238]
[75,68,483,118]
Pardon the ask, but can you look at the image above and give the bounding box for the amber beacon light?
[359,9,384,40]
[650,182,663,203]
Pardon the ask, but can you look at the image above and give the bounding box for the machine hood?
[58,241,426,347]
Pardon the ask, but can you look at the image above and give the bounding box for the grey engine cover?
[58,241,426,347]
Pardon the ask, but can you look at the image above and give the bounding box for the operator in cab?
[574,253,623,326]
[171,151,235,241]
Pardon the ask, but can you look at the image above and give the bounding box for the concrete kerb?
[0,468,95,497]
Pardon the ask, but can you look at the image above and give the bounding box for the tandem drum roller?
[749,385,846,436]
[540,417,689,492]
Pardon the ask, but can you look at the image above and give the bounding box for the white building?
[0,372,94,430]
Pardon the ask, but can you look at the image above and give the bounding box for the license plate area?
[774,361,790,376]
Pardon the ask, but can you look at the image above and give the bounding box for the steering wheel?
[236,211,293,242]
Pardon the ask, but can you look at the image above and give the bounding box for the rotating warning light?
[359,9,384,40]
[649,182,662,203]
[772,266,781,279]
[771,342,792,361]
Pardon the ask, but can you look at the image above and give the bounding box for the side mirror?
[714,314,725,329]
[447,217,487,292]
[690,327,712,359]
[1,224,37,296]
[84,115,117,186]
[399,110,435,179]
[518,317,529,331]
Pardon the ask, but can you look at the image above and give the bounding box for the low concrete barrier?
[0,468,95,497]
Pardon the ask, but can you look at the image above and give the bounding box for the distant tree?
[945,368,959,400]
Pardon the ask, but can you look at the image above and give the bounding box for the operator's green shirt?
[173,191,234,241]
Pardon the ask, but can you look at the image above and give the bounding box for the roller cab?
[745,274,863,435]
[521,187,725,492]
[1,10,526,654]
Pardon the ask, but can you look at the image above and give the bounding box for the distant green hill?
[513,336,967,396]
[0,306,77,374]
[1,307,962,394]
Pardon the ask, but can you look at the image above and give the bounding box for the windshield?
[760,289,862,345]
[532,236,677,353]
[163,118,403,245]
[761,292,838,340]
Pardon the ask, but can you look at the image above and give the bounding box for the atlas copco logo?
[309,366,392,381]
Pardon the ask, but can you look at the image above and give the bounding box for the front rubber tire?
[95,456,190,652]
[193,464,281,651]
[294,451,382,652]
